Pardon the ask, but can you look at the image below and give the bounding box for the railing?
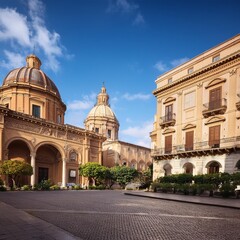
[151,136,240,156]
[160,113,176,123]
[203,98,227,111]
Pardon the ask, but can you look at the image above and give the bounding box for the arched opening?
[130,160,137,169]
[7,140,31,186]
[36,144,62,185]
[235,160,240,171]
[163,163,172,176]
[183,162,194,174]
[138,160,145,171]
[207,161,220,174]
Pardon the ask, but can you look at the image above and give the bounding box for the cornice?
[153,52,240,96]
[1,106,104,140]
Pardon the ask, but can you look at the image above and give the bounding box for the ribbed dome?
[2,54,61,99]
[87,104,118,122]
[86,85,119,123]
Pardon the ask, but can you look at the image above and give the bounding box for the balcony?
[160,113,176,128]
[202,98,227,118]
[151,137,240,160]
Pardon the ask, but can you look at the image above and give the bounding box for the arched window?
[163,164,172,176]
[183,163,194,174]
[235,160,240,171]
[208,161,220,174]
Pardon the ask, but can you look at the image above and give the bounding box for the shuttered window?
[209,125,220,147]
[165,135,172,154]
[209,87,221,110]
[185,131,194,151]
[165,104,173,121]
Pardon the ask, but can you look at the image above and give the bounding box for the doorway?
[38,167,49,183]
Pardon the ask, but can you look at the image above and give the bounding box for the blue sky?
[0,0,239,148]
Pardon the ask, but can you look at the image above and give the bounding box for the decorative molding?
[205,78,226,89]
[205,116,225,125]
[229,68,237,76]
[162,127,175,135]
[197,82,203,88]
[163,97,176,104]
[182,124,196,130]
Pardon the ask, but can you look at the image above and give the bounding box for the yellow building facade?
[151,34,240,180]
[0,55,105,187]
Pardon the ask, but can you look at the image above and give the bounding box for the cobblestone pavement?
[0,190,240,240]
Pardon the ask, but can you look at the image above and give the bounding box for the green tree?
[79,162,107,186]
[0,160,33,189]
[111,166,138,188]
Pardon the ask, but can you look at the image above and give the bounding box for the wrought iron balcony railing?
[202,98,227,117]
[160,113,176,128]
[151,136,240,160]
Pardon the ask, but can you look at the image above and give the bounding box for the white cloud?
[28,0,63,72]
[0,50,25,69]
[68,100,94,111]
[67,93,96,111]
[122,93,151,101]
[133,13,145,26]
[154,57,189,73]
[154,61,168,72]
[171,57,189,67]
[0,0,66,73]
[107,0,137,13]
[65,93,97,127]
[120,121,152,148]
[107,0,144,26]
[0,8,31,47]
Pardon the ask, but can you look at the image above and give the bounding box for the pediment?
[182,124,196,130]
[162,127,175,135]
[205,78,226,89]
[163,97,176,104]
[205,116,225,125]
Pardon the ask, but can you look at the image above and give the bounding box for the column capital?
[30,152,36,158]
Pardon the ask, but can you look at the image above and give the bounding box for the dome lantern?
[26,54,42,69]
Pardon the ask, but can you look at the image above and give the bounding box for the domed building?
[0,54,105,188]
[85,86,152,170]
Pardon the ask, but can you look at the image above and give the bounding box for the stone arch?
[4,138,33,186]
[130,159,137,169]
[138,160,145,171]
[163,163,172,176]
[35,141,64,158]
[4,137,34,158]
[35,142,64,185]
[183,162,194,174]
[235,160,240,171]
[121,158,128,166]
[206,161,222,174]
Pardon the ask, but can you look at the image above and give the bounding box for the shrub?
[0,177,4,186]
[50,185,60,190]
[73,185,83,190]
[89,185,96,190]
[220,183,235,198]
[36,179,52,190]
[21,185,31,191]
[0,185,6,191]
[96,184,106,190]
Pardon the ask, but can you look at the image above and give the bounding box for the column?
[61,159,67,188]
[30,152,36,186]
